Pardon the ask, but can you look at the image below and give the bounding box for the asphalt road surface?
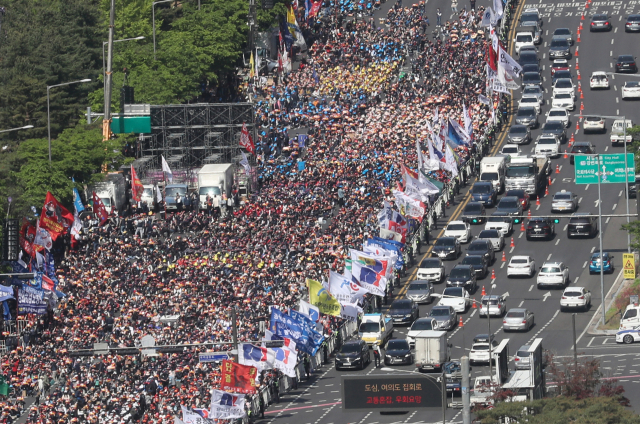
[256,0,640,422]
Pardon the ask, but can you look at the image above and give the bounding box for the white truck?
[358,314,393,347]
[480,156,508,193]
[139,184,158,210]
[413,330,450,372]
[197,164,235,210]
[611,119,633,146]
[470,375,497,407]
[87,173,127,214]
[505,156,550,196]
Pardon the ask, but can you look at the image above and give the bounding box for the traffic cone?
[577,72,581,81]
[520,221,525,231]
[576,120,580,131]
[536,196,541,207]
[472,299,477,308]
[580,91,584,99]
[545,185,549,196]
[570,134,575,145]
[459,316,464,327]
[501,251,506,262]
[564,150,568,159]
[577,33,581,42]
[575,48,579,57]
[528,209,532,218]
[580,102,584,111]
[581,13,585,21]
[510,237,515,248]
[482,285,486,296]
[556,164,560,174]
[585,1,589,8]
[548,176,553,186]
[580,22,583,30]
[491,269,495,279]
[576,61,580,70]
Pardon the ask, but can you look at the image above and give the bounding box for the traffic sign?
[199,352,230,363]
[574,154,635,184]
[341,375,442,411]
[623,253,636,280]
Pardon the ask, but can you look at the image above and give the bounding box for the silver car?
[476,229,505,251]
[503,308,535,332]
[406,280,434,304]
[479,295,506,317]
[514,345,531,369]
[551,191,578,212]
[429,305,457,331]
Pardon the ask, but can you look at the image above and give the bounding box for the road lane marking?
[610,50,613,56]
[574,277,579,284]
[265,402,342,415]
[583,261,587,268]
[605,146,609,151]
[619,190,623,197]
[614,85,618,91]
[613,203,617,210]
[510,246,515,253]
[536,204,540,210]
[547,253,552,260]
[617,97,619,103]
[611,39,615,45]
[555,239,560,245]
[519,232,524,238]
[606,217,611,223]
[358,412,373,424]
[585,184,590,190]
[529,284,534,291]
[615,27,619,33]
[579,197,583,203]
[501,262,505,268]
[591,246,595,253]
[519,300,525,307]
[563,224,568,231]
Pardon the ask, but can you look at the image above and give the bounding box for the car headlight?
[405,314,412,317]
[404,353,412,358]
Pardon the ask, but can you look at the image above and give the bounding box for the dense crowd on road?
[0,3,493,424]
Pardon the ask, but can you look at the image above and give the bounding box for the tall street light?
[0,125,33,134]
[152,0,174,61]
[47,79,91,166]
[380,367,446,424]
[102,36,145,90]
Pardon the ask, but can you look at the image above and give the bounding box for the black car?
[552,69,573,83]
[520,10,542,27]
[461,202,487,224]
[466,240,495,264]
[625,14,640,32]
[522,71,542,87]
[461,255,489,279]
[616,55,638,73]
[446,264,477,292]
[515,107,539,128]
[471,182,497,207]
[383,339,413,366]
[526,217,556,240]
[549,37,571,59]
[541,121,567,143]
[567,213,598,238]
[569,142,595,164]
[590,14,611,32]
[388,299,419,325]
[518,51,540,67]
[521,63,541,76]
[628,175,640,199]
[505,189,530,210]
[496,196,523,220]
[432,237,461,260]
[335,340,371,370]
[508,125,532,144]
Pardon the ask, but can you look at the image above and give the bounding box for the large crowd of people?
[0,2,496,423]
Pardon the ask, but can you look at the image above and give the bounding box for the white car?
[437,287,471,313]
[469,341,498,364]
[507,255,536,277]
[535,134,561,158]
[479,295,507,317]
[416,258,445,282]
[546,108,570,128]
[514,32,535,55]
[621,81,640,100]
[476,229,505,251]
[537,261,570,289]
[553,78,575,97]
[444,220,472,243]
[560,287,592,311]
[590,71,610,89]
[518,96,542,114]
[500,144,522,157]
[551,92,575,110]
[485,214,513,236]
[583,116,606,133]
[616,326,640,344]
[406,317,436,346]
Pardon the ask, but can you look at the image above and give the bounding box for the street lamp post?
[152,0,174,60]
[47,79,91,166]
[380,367,446,424]
[0,125,33,134]
[102,36,145,94]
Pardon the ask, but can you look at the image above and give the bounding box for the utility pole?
[248,0,256,56]
[461,356,471,424]
[103,0,116,161]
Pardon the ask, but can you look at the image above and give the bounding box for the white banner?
[329,270,370,303]
[481,7,494,27]
[271,345,297,378]
[379,227,403,242]
[298,299,320,322]
[340,302,363,321]
[209,390,247,420]
[392,189,426,222]
[180,406,215,424]
[499,47,523,78]
[351,261,387,297]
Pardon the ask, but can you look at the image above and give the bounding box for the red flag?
[39,192,74,240]
[42,275,56,291]
[92,192,109,225]
[221,360,258,394]
[309,1,322,17]
[19,218,37,256]
[239,123,255,155]
[131,165,144,202]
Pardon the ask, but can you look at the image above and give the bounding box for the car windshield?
[563,291,583,297]
[629,15,640,22]
[101,198,111,207]
[517,108,535,117]
[520,53,538,64]
[482,298,500,305]
[479,230,499,238]
[555,93,572,100]
[555,71,571,78]
[465,204,483,213]
[488,216,509,222]
[481,172,499,181]
[554,28,571,35]
[411,320,433,330]
[472,344,490,350]
[450,268,470,278]
[443,287,464,297]
[430,308,450,317]
[420,259,441,268]
[463,256,483,265]
[506,311,525,318]
[446,224,467,231]
[554,193,572,200]
[435,238,455,246]
[409,283,429,291]
[199,187,222,196]
[592,75,606,80]
[359,322,379,333]
[390,300,412,309]
[473,185,491,194]
[626,82,640,87]
[586,116,601,121]
[503,146,518,153]
[570,217,590,223]
[593,14,607,20]
[521,13,538,22]
[387,340,409,350]
[506,190,525,197]
[619,55,634,62]
[516,350,530,357]
[143,188,154,197]
[523,87,541,96]
[520,98,536,104]
[541,266,561,273]
[341,343,362,353]
[556,80,572,88]
[510,126,527,134]
[523,73,540,82]
[538,138,557,145]
[165,187,187,197]
[498,200,518,208]
[516,34,533,42]
[506,165,534,177]
[544,122,564,131]
[549,110,566,117]
[468,243,487,252]
[511,258,529,264]
[550,38,568,47]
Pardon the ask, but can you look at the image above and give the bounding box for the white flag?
[270,345,297,378]
[240,151,251,175]
[161,155,174,183]
[238,343,275,372]
[340,302,363,321]
[70,212,82,240]
[350,261,387,297]
[298,299,320,322]
[209,390,247,420]
[498,46,523,78]
[329,270,370,303]
[156,186,163,203]
[445,145,459,177]
[494,0,504,20]
[478,94,491,105]
[425,138,443,171]
[33,224,53,251]
[481,7,494,27]
[392,190,427,222]
[463,103,473,140]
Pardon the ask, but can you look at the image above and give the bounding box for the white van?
[514,32,535,55]
[620,304,640,330]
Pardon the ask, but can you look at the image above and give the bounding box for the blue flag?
[72,187,84,213]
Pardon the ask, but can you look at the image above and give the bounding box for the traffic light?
[472,218,478,224]
[2,219,20,261]
[553,218,560,224]
[514,218,521,224]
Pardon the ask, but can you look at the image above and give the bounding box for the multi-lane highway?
[258,0,640,422]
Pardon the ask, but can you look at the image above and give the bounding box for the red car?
[505,189,531,210]
[551,59,570,77]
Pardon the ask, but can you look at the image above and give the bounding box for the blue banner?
[289,309,325,352]
[18,288,47,315]
[367,238,405,268]
[73,187,85,213]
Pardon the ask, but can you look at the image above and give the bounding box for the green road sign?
[574,153,635,184]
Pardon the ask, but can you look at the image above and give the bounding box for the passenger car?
[429,305,458,330]
[514,345,532,369]
[551,191,578,212]
[507,125,532,144]
[537,261,570,288]
[503,308,535,332]
[500,144,522,158]
[526,217,556,240]
[548,36,571,59]
[546,107,570,128]
[552,28,573,44]
[444,221,472,243]
[432,237,461,260]
[551,92,575,110]
[589,252,614,274]
[507,255,536,278]
[569,142,595,164]
[560,287,592,312]
[406,318,435,346]
[541,121,567,143]
[446,265,477,292]
[514,32,535,55]
[496,196,524,219]
[466,240,495,264]
[552,69,573,84]
[625,14,640,32]
[383,339,413,366]
[479,295,506,317]
[469,336,499,364]
[520,8,542,27]
[437,287,471,313]
[622,81,640,100]
[417,258,445,282]
[461,202,486,224]
[471,182,498,207]
[522,86,544,103]
[567,212,598,238]
[515,107,539,128]
[335,340,371,370]
[388,299,419,325]
[521,72,543,87]
[550,59,570,76]
[476,229,505,251]
[615,55,638,73]
[518,96,541,114]
[406,280,434,304]
[535,134,561,158]
[461,255,489,279]
[616,326,640,344]
[589,71,610,89]
[590,13,611,31]
[518,51,540,67]
[505,189,530,210]
[583,116,605,133]
[553,78,575,97]
[485,212,513,236]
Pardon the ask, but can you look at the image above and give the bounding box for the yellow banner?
[307,278,341,316]
[623,253,636,279]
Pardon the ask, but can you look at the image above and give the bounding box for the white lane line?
[470,309,477,317]
[583,261,587,268]
[528,310,560,345]
[547,253,552,260]
[617,97,620,103]
[501,262,505,269]
[510,246,515,253]
[619,190,623,197]
[545,29,549,36]
[579,197,583,203]
[610,50,613,56]
[574,277,579,284]
[536,204,540,210]
[518,300,525,307]
[611,39,615,45]
[563,224,568,231]
[585,184,590,190]
[555,239,560,245]
[606,217,611,224]
[559,165,563,172]
[613,203,617,210]
[615,27,619,33]
[529,284,534,291]
[492,283,497,289]
[620,15,623,21]
[358,412,373,424]
[544,41,548,48]
[519,232,524,238]
[614,85,618,91]
[605,146,609,151]
[591,246,596,253]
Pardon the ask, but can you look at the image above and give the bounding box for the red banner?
[39,192,73,240]
[92,192,109,225]
[221,360,257,394]
[19,218,37,256]
[131,165,144,202]
[239,123,256,155]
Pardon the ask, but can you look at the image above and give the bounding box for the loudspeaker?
[3,219,19,261]
[120,86,135,105]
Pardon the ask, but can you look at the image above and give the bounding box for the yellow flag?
[287,6,298,40]
[307,278,341,317]
[249,52,255,79]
